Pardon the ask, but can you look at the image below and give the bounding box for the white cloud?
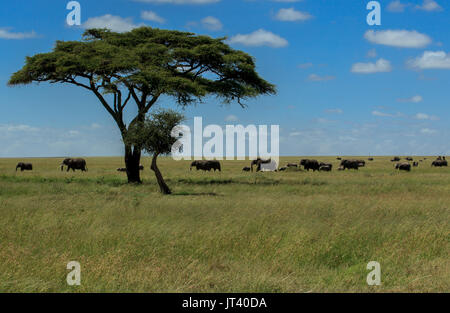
[351,59,392,74]
[372,111,394,117]
[201,16,223,31]
[83,15,142,33]
[325,109,343,114]
[387,0,408,12]
[0,28,37,40]
[397,95,423,103]
[364,30,431,48]
[420,128,437,134]
[298,62,313,69]
[414,113,439,120]
[134,0,219,3]
[224,115,239,122]
[307,74,335,81]
[408,51,450,70]
[275,8,312,22]
[229,29,288,48]
[141,11,166,23]
[416,0,442,12]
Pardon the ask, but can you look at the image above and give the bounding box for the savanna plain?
[0,156,448,292]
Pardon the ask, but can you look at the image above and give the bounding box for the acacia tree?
[8,27,276,183]
[126,109,184,194]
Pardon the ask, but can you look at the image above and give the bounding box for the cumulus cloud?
[364,30,431,48]
[397,95,423,103]
[420,128,437,135]
[0,28,37,39]
[408,51,450,70]
[387,0,409,12]
[414,113,439,120]
[229,29,288,48]
[307,74,335,81]
[351,59,392,74]
[416,0,442,12]
[141,11,166,23]
[372,111,394,117]
[201,16,223,31]
[225,115,239,122]
[83,15,142,32]
[275,8,312,22]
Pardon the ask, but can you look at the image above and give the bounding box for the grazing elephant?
[432,160,448,167]
[61,158,87,172]
[190,160,221,172]
[250,158,272,172]
[300,159,320,171]
[340,159,360,170]
[16,162,33,171]
[319,164,332,172]
[395,163,411,172]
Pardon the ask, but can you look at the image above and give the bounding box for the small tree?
[126,110,184,194]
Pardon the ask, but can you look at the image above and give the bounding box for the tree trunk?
[125,144,142,184]
[151,153,171,195]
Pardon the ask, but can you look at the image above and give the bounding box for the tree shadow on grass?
[170,191,222,197]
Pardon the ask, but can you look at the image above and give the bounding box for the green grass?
[0,156,448,292]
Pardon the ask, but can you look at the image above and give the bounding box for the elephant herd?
[15,158,88,172]
[12,156,449,174]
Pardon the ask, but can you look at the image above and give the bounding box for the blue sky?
[1,0,449,157]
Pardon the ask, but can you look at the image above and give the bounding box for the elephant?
[319,162,333,171]
[300,159,320,171]
[16,162,33,171]
[61,158,87,172]
[319,164,332,172]
[432,160,448,167]
[190,160,221,172]
[250,158,272,172]
[395,163,411,172]
[340,159,360,170]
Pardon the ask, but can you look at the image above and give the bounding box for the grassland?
[0,156,448,292]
